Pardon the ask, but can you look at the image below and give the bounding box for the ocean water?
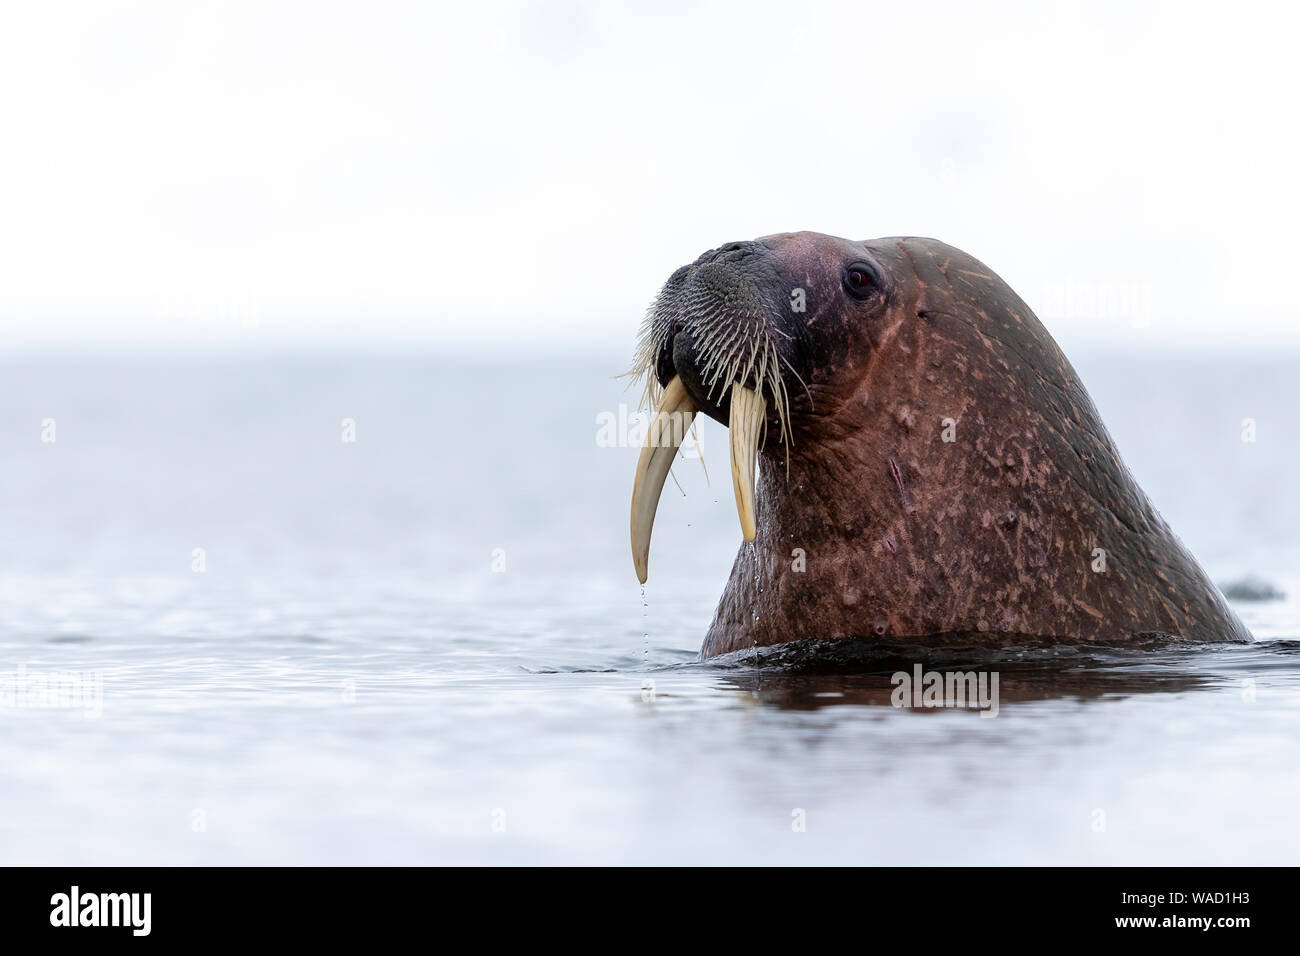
[1,344,1298,865]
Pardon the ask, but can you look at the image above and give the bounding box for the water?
[2,345,1299,865]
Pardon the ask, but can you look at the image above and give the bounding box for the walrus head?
[629,231,1251,657]
[629,232,884,577]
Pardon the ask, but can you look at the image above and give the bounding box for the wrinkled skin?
[647,232,1252,658]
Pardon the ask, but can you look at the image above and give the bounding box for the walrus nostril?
[698,240,762,263]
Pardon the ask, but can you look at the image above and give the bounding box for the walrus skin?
[634,232,1252,658]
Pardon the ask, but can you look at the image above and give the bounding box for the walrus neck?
[700,409,1250,659]
[763,440,898,531]
[700,442,929,656]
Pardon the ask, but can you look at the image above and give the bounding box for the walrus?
[628,232,1252,659]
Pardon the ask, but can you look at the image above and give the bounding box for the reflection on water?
[1,349,1299,865]
[705,640,1300,709]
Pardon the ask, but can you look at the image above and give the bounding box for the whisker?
[627,283,795,472]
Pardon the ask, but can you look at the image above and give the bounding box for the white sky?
[1,0,1297,348]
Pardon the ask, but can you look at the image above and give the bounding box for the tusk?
[630,375,697,583]
[728,383,765,542]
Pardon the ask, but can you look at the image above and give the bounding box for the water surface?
[1,347,1297,864]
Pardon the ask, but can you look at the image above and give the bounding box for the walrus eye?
[844,263,879,299]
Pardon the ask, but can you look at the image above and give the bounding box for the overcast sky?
[1,0,1297,349]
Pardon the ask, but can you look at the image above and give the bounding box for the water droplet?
[641,584,649,663]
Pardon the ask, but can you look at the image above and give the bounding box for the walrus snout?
[628,237,808,580]
[653,241,798,416]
